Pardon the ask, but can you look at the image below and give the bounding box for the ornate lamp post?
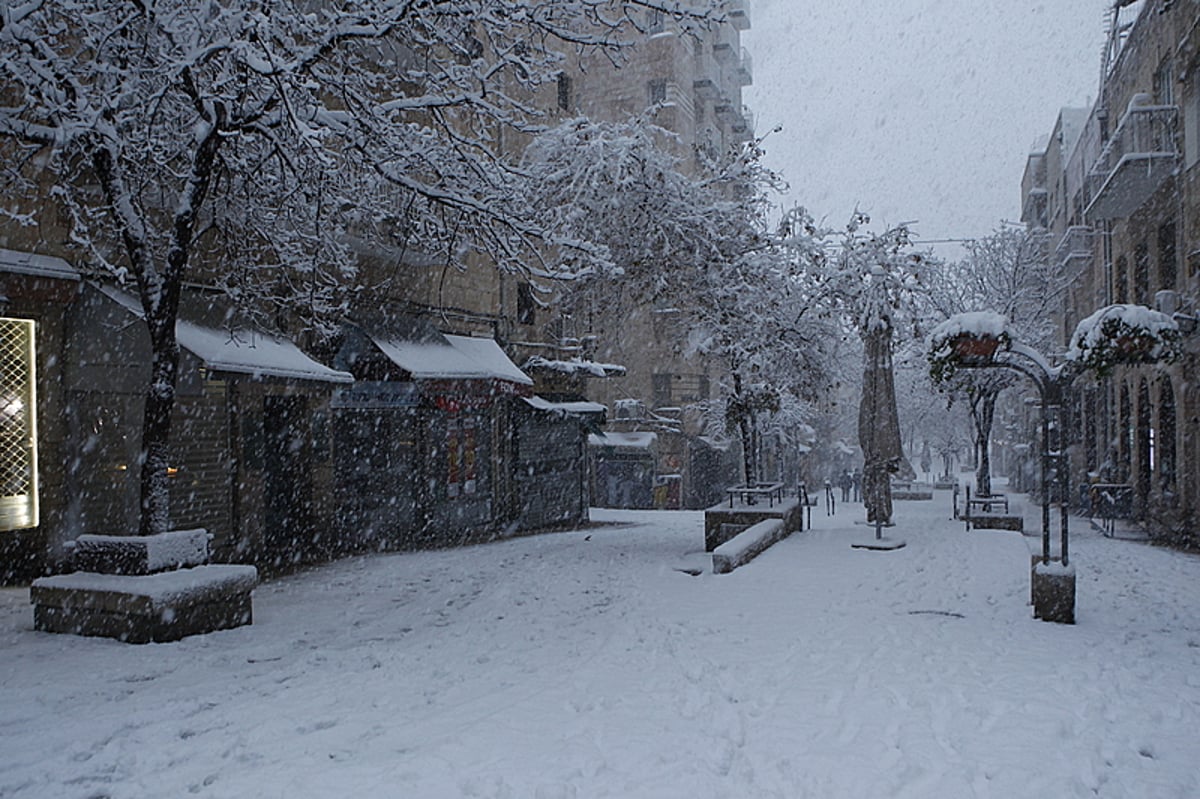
[927,307,1181,624]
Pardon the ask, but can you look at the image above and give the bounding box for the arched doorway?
[1159,378,1177,503]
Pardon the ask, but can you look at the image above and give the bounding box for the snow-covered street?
[3,490,1200,798]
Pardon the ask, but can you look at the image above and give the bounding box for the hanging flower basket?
[1066,304,1181,378]
[950,333,1003,364]
[926,312,1013,385]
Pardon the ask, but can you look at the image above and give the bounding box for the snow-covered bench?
[32,565,258,644]
[712,518,787,574]
[31,529,257,643]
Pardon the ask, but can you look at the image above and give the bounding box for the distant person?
[852,469,862,502]
[825,478,836,516]
[839,470,852,502]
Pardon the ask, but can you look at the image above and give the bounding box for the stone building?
[559,1,756,507]
[1020,0,1200,539]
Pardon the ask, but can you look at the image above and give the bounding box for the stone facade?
[1020,1,1200,541]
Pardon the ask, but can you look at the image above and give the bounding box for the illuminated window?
[0,318,37,531]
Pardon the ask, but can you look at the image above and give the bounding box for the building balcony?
[726,0,750,30]
[713,40,736,64]
[1021,187,1047,228]
[730,108,754,142]
[1054,225,1094,270]
[1084,99,1179,220]
[693,77,722,100]
[735,48,753,86]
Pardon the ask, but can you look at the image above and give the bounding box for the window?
[1114,254,1128,303]
[652,373,672,408]
[1134,240,1150,305]
[556,73,572,111]
[517,282,536,326]
[1154,57,1174,106]
[648,79,667,106]
[0,318,37,532]
[1158,221,1177,289]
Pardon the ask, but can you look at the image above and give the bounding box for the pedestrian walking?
[839,470,852,502]
[852,469,862,502]
[825,478,836,516]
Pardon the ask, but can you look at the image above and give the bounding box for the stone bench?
[712,518,787,574]
[32,565,258,644]
[71,529,210,575]
[703,498,801,551]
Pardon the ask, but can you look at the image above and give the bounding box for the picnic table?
[726,482,785,508]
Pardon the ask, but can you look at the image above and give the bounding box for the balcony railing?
[726,0,750,30]
[1084,101,1178,220]
[1054,225,1094,271]
[735,47,753,86]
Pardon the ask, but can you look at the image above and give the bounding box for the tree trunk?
[733,372,757,486]
[140,321,180,536]
[972,391,997,497]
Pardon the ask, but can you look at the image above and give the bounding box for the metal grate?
[0,318,37,531]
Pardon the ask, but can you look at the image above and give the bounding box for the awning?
[523,396,606,415]
[588,431,657,449]
[522,356,626,378]
[371,331,532,386]
[0,247,80,281]
[97,284,353,384]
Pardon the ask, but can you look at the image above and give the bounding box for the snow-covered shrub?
[1066,304,1181,377]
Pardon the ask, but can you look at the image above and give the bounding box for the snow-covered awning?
[0,247,80,281]
[523,396,607,415]
[97,284,353,384]
[371,332,533,386]
[588,431,657,449]
[522,356,626,378]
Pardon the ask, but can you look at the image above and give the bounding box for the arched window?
[1160,379,1177,499]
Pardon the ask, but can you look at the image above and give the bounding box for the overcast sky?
[743,0,1115,254]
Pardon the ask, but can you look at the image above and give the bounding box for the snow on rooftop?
[522,356,627,378]
[523,396,606,414]
[588,431,657,449]
[97,284,353,384]
[0,247,79,281]
[372,333,533,385]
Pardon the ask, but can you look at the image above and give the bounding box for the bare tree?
[927,227,1062,495]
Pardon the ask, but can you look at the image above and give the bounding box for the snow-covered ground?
[3,490,1200,798]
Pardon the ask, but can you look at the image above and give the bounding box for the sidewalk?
[2,490,1199,798]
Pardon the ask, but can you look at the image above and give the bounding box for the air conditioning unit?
[1155,290,1181,315]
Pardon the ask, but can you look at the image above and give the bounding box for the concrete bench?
[32,565,258,644]
[712,518,787,574]
[704,498,801,551]
[71,529,210,575]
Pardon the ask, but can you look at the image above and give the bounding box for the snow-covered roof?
[523,396,607,414]
[588,431,657,449]
[0,247,79,281]
[98,284,353,384]
[522,356,627,378]
[371,332,533,385]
